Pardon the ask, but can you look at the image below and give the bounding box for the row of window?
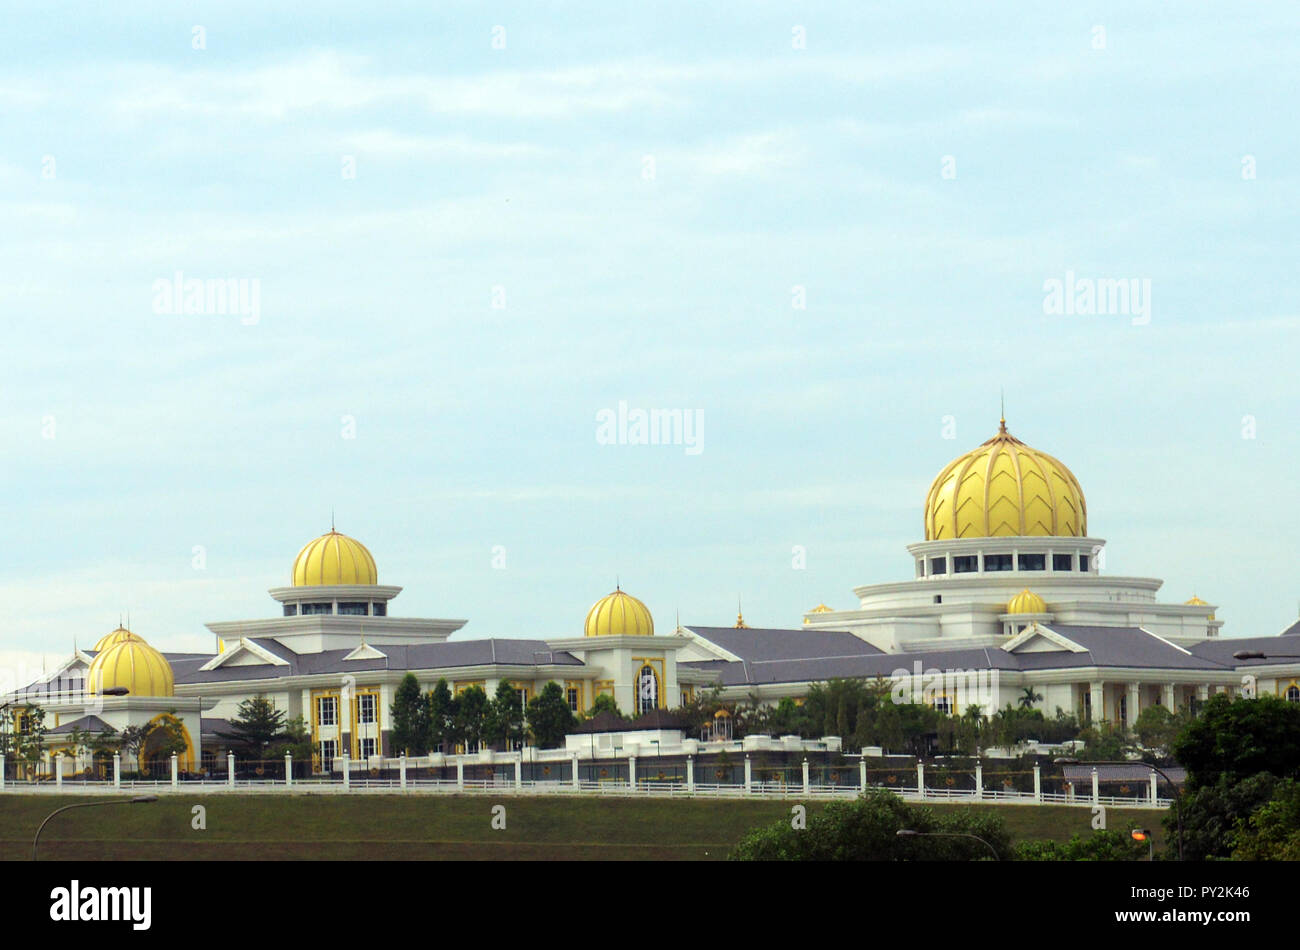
[284,602,388,617]
[316,693,376,727]
[923,553,1089,576]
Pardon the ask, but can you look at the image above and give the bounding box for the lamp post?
[1131,828,1155,861]
[896,828,999,861]
[1056,757,1183,861]
[33,795,157,861]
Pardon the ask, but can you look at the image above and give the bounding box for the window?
[636,665,659,714]
[1079,555,1090,572]
[357,694,376,724]
[372,602,387,617]
[932,694,954,715]
[566,686,580,712]
[338,602,368,616]
[1052,554,1073,572]
[952,555,978,573]
[1018,553,1045,571]
[320,739,337,772]
[930,557,948,575]
[1287,685,1300,704]
[301,602,332,615]
[984,554,1013,572]
[317,696,337,726]
[933,594,942,604]
[358,737,377,758]
[282,604,298,616]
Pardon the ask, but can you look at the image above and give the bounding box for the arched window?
[637,664,659,714]
[1286,684,1300,703]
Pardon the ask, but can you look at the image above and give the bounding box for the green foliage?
[729,789,1012,861]
[527,682,576,748]
[218,696,288,755]
[1174,772,1279,861]
[1073,721,1136,761]
[584,693,627,720]
[143,712,190,761]
[1229,778,1300,860]
[1172,694,1300,790]
[1014,829,1147,861]
[390,673,431,755]
[1133,704,1184,756]
[486,680,526,749]
[454,685,489,750]
[428,679,454,753]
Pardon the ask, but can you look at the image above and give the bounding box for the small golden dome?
[1184,596,1208,606]
[924,419,1086,540]
[584,589,654,637]
[292,529,377,586]
[803,603,834,625]
[1007,589,1047,615]
[93,626,141,653]
[87,637,174,697]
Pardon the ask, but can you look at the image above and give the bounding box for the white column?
[1089,682,1105,724]
[974,762,983,800]
[227,753,235,788]
[341,754,350,790]
[1033,764,1041,802]
[1126,683,1140,729]
[113,753,120,789]
[917,761,925,798]
[571,753,580,790]
[56,758,63,788]
[514,753,522,791]
[170,753,178,788]
[1162,682,1176,710]
[285,753,293,787]
[686,756,695,792]
[1091,767,1099,805]
[399,752,407,790]
[1197,684,1210,702]
[456,757,464,791]
[628,755,637,791]
[743,755,752,794]
[802,759,810,795]
[1150,771,1159,804]
[860,757,867,792]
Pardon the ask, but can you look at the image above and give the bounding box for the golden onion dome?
[292,529,377,586]
[1006,589,1048,615]
[1185,596,1215,620]
[87,637,174,697]
[93,626,141,653]
[584,588,654,637]
[924,419,1086,540]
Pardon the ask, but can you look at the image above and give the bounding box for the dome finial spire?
[999,388,1007,432]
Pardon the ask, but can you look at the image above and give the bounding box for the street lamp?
[1131,828,1155,861]
[1055,757,1183,861]
[1233,651,1300,661]
[33,796,158,861]
[896,828,999,860]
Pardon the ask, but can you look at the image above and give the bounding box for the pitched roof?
[685,626,884,663]
[46,714,112,735]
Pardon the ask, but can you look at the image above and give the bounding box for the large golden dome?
[292,529,378,586]
[584,588,654,637]
[1007,589,1048,615]
[87,636,174,697]
[925,419,1086,540]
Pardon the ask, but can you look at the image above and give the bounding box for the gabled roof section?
[1002,622,1089,655]
[342,641,387,662]
[198,637,292,672]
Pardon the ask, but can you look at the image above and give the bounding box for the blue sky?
[2,2,1297,680]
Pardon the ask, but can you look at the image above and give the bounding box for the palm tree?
[1018,687,1043,710]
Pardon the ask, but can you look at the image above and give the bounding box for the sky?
[1,2,1297,684]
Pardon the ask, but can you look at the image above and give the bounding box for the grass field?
[2,794,1168,860]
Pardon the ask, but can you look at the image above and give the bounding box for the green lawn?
[1,794,1167,860]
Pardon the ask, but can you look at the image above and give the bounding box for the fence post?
[0,753,5,790]
[917,761,925,799]
[456,757,464,791]
[170,753,178,788]
[571,753,580,791]
[341,754,350,790]
[1033,764,1042,802]
[1149,770,1158,804]
[285,753,293,788]
[974,761,983,800]
[1091,767,1099,805]
[802,758,810,795]
[743,755,752,795]
[628,755,637,793]
[687,756,695,793]
[399,752,407,791]
[860,757,867,793]
[56,757,63,788]
[113,753,121,789]
[227,752,235,788]
[514,753,522,792]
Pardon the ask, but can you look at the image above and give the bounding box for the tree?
[1133,705,1182,757]
[13,705,47,776]
[1175,772,1279,861]
[1018,687,1043,710]
[487,681,525,750]
[1172,694,1300,790]
[272,716,313,760]
[390,673,431,755]
[218,696,288,757]
[729,789,1011,861]
[143,713,190,763]
[1015,829,1147,861]
[428,680,454,753]
[584,693,626,720]
[1230,778,1300,860]
[527,681,577,748]
[454,685,489,752]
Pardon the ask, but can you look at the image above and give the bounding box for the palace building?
[8,415,1300,776]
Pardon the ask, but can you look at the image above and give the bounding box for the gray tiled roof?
[686,626,884,662]
[47,714,112,735]
[1189,636,1300,667]
[1062,764,1186,784]
[169,638,583,685]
